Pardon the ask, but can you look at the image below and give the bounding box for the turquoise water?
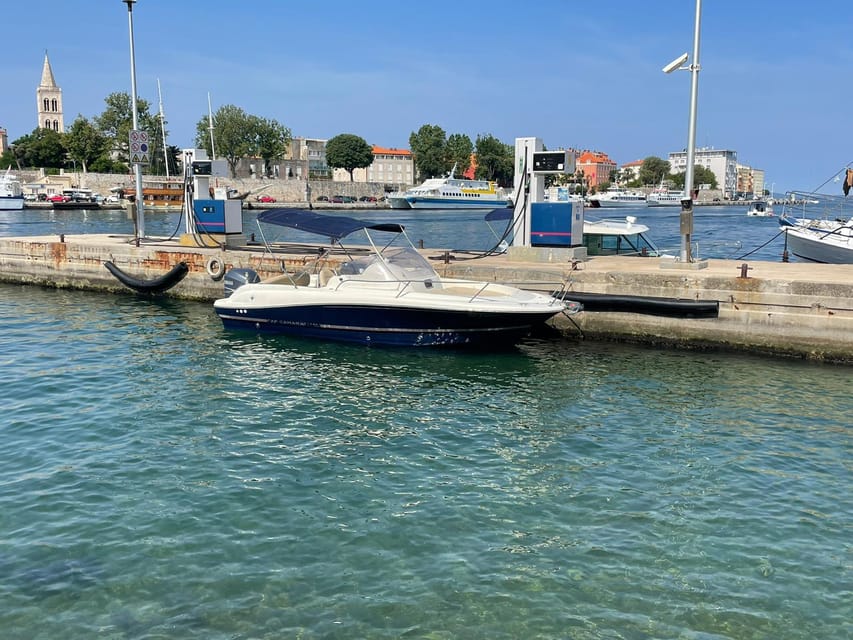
[1,281,850,639]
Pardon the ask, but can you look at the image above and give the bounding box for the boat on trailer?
[214,209,578,347]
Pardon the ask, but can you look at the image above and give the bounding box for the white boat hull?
[0,196,24,211]
[407,197,509,209]
[783,225,853,263]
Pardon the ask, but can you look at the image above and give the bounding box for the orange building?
[576,150,617,188]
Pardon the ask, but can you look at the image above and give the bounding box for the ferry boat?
[388,164,511,210]
[587,185,647,208]
[0,168,24,211]
[646,180,685,207]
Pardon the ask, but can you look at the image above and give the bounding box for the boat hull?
[587,199,647,208]
[406,197,509,210]
[0,196,24,211]
[784,227,853,263]
[214,303,556,347]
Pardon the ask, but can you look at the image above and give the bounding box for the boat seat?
[318,267,335,287]
[265,271,311,286]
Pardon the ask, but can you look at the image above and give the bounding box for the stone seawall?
[15,170,390,203]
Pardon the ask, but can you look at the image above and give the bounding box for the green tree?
[195,104,253,178]
[474,134,513,185]
[446,133,473,176]
[11,128,67,168]
[409,124,448,181]
[65,116,109,174]
[251,116,291,178]
[325,133,374,181]
[638,156,671,186]
[94,92,159,166]
[671,166,718,191]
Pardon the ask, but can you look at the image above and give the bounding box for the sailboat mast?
[157,79,169,178]
[207,93,216,160]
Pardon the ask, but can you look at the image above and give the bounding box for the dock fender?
[104,261,189,295]
[206,257,226,280]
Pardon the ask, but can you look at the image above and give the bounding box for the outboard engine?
[223,268,261,296]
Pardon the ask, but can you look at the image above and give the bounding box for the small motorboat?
[213,209,578,347]
[746,200,774,217]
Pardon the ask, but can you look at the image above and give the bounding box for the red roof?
[372,146,412,156]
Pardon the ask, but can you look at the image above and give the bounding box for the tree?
[11,128,67,169]
[474,134,513,185]
[252,116,291,177]
[671,165,718,190]
[325,133,373,181]
[409,124,448,181]
[65,116,108,174]
[638,156,671,186]
[446,133,473,176]
[195,104,253,178]
[94,92,159,165]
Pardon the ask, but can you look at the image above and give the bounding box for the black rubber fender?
[104,261,189,294]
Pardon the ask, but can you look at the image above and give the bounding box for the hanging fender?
[104,261,189,294]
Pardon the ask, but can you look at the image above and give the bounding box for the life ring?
[206,257,226,280]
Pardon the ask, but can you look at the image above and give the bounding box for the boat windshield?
[339,247,438,281]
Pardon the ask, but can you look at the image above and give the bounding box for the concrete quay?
[1,233,851,364]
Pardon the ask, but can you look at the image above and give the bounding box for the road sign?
[129,129,150,165]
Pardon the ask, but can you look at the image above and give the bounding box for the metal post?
[125,0,145,239]
[681,0,702,262]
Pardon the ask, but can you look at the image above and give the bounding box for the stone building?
[331,146,414,189]
[576,150,617,188]
[37,53,64,133]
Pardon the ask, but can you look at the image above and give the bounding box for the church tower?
[36,52,64,133]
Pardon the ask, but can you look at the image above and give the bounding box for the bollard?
[59,234,65,243]
[738,263,752,278]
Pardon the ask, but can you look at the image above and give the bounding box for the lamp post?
[663,0,702,263]
[124,0,145,240]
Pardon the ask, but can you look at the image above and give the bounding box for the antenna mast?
[157,79,169,177]
[207,92,216,160]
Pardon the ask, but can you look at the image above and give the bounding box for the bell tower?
[36,52,64,133]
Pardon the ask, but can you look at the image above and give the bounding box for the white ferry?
[587,186,647,208]
[388,164,511,210]
[0,168,24,211]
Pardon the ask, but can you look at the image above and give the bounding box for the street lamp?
[123,0,145,240]
[663,0,703,264]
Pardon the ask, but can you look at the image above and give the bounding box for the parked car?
[315,195,330,202]
[359,195,377,202]
[256,195,276,203]
[105,194,121,203]
[331,195,356,203]
[47,194,70,203]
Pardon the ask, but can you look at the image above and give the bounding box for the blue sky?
[3,0,851,193]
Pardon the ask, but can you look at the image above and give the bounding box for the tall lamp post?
[663,0,702,263]
[124,0,145,240]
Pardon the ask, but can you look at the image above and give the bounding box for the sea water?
[0,207,850,638]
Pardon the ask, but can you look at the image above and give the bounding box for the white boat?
[0,168,24,211]
[646,180,685,207]
[483,209,667,257]
[583,215,668,256]
[746,200,774,217]
[778,188,853,263]
[214,209,578,347]
[587,186,647,208]
[388,164,511,210]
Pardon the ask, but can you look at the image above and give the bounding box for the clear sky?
[3,0,851,193]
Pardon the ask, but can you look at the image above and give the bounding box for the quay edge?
[1,234,852,364]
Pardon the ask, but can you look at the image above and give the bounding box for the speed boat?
[213,209,577,347]
[746,200,774,217]
[587,186,647,208]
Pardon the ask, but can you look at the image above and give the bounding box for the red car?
[255,195,276,203]
[47,194,70,203]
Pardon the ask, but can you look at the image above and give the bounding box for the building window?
[51,98,58,111]
[45,119,50,129]
[43,98,49,111]
[53,120,59,131]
